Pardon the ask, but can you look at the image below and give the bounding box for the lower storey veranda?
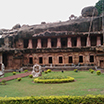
[2,51,104,69]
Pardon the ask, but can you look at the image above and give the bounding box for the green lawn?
[0,71,104,97]
[0,71,25,78]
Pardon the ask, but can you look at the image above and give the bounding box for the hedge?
[34,77,74,83]
[0,95,104,104]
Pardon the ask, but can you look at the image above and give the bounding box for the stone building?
[0,6,104,70]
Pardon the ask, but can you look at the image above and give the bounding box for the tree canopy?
[95,0,104,15]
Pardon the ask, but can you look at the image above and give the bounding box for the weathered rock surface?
[81,6,98,17]
[0,6,102,41]
[12,24,21,29]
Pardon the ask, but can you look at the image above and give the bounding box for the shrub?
[1,80,6,85]
[24,70,28,73]
[97,70,101,75]
[44,71,48,74]
[1,95,104,103]
[29,74,33,78]
[74,69,78,72]
[89,69,92,72]
[17,77,21,81]
[39,75,67,79]
[13,72,16,75]
[90,70,94,73]
[34,76,74,83]
[47,69,51,72]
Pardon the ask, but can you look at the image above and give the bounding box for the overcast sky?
[0,0,98,29]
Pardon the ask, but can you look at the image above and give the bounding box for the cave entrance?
[61,38,67,48]
[24,39,28,48]
[101,36,103,45]
[90,55,94,62]
[51,38,57,47]
[41,39,47,48]
[2,53,8,67]
[91,36,96,46]
[32,39,37,48]
[81,37,87,46]
[100,60,104,68]
[72,37,77,47]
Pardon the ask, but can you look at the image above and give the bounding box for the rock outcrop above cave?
[12,24,21,29]
[81,6,98,17]
[0,6,102,40]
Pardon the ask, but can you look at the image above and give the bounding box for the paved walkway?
[0,72,31,82]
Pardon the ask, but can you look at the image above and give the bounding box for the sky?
[0,0,98,29]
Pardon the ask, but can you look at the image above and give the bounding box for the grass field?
[0,71,104,97]
[0,71,25,78]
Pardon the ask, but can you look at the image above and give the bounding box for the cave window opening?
[79,56,83,63]
[29,57,33,64]
[90,55,94,62]
[39,57,43,64]
[69,56,73,63]
[59,57,63,63]
[49,57,52,63]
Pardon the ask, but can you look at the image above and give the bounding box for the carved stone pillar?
[86,36,91,46]
[57,38,61,48]
[77,37,81,47]
[67,37,72,47]
[97,36,101,46]
[28,39,33,49]
[37,39,41,48]
[47,38,51,48]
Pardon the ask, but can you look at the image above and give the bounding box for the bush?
[13,72,16,75]
[47,69,51,72]
[17,78,21,81]
[34,76,74,83]
[90,70,94,73]
[97,70,101,75]
[24,70,28,73]
[74,69,78,72]
[1,80,6,85]
[29,74,33,78]
[1,95,104,104]
[89,69,92,72]
[39,75,67,79]
[44,71,48,74]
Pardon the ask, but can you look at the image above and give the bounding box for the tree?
[95,0,104,15]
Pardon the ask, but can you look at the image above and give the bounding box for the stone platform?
[20,65,96,71]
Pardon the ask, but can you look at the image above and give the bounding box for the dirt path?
[0,72,31,82]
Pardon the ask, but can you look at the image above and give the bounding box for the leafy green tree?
[95,0,104,15]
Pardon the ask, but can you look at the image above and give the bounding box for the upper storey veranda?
[0,6,103,51]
